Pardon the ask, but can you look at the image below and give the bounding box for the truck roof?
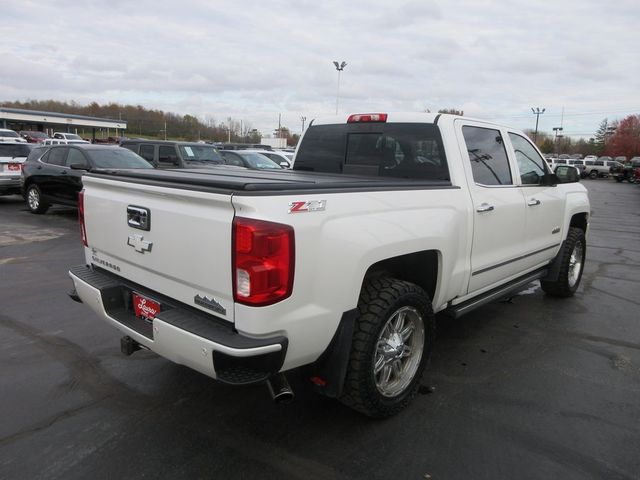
[310,112,510,129]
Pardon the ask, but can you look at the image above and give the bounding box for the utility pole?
[301,116,307,133]
[278,113,282,138]
[531,107,545,142]
[333,61,347,115]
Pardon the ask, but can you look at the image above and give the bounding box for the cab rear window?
[295,123,449,181]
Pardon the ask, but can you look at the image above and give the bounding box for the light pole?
[301,116,307,133]
[333,61,347,115]
[553,126,563,156]
[531,107,545,142]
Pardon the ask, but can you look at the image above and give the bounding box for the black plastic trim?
[306,308,357,398]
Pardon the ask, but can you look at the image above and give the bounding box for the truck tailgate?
[82,175,236,323]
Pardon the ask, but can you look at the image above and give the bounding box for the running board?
[445,268,548,319]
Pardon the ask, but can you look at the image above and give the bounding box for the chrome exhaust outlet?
[266,373,294,404]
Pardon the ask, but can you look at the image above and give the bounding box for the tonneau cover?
[85,168,451,193]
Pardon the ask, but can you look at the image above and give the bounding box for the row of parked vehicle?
[1,136,297,214]
[545,154,640,180]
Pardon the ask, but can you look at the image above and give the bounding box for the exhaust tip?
[266,373,294,404]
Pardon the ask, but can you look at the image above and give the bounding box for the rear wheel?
[26,184,49,214]
[541,227,586,297]
[340,277,435,417]
[589,170,598,179]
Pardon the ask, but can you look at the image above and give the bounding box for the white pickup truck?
[68,113,590,417]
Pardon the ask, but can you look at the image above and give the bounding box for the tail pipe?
[266,373,294,404]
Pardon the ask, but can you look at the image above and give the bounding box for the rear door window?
[139,145,155,162]
[158,146,179,167]
[65,148,89,167]
[462,126,512,185]
[46,148,68,166]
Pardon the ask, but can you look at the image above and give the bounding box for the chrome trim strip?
[472,244,559,276]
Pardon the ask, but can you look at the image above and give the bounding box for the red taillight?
[233,217,294,306]
[347,113,388,123]
[78,190,88,247]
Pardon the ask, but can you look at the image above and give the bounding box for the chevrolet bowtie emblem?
[127,234,153,253]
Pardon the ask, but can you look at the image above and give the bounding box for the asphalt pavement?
[1,179,639,480]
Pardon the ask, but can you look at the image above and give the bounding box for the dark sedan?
[22,144,153,214]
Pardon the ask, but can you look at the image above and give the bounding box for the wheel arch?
[570,212,588,233]
[362,249,440,301]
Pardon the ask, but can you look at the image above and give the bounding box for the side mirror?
[70,163,89,170]
[554,165,580,183]
[279,161,290,168]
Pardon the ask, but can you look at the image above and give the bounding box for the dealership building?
[0,107,127,141]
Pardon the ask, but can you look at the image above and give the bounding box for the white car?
[52,132,86,141]
[0,128,28,143]
[242,149,293,168]
[0,142,32,195]
[43,138,90,145]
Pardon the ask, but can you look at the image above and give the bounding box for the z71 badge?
[288,200,326,214]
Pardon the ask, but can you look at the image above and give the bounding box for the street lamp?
[553,126,563,156]
[531,107,545,142]
[333,61,347,115]
[301,116,307,133]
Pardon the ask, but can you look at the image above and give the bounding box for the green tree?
[593,118,610,155]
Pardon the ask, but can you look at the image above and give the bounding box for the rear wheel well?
[363,250,439,300]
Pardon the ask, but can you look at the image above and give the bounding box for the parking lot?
[1,179,639,480]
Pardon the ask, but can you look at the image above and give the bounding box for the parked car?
[22,145,153,214]
[219,150,284,170]
[241,149,293,168]
[611,158,640,183]
[584,155,597,162]
[583,158,611,179]
[19,130,49,143]
[567,159,587,177]
[0,142,33,195]
[0,128,27,143]
[614,156,627,164]
[120,140,229,169]
[52,132,85,141]
[43,138,90,145]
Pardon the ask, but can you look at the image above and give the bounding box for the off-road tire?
[339,277,435,418]
[26,184,49,214]
[541,227,586,297]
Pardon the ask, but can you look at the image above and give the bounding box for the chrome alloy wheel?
[373,306,425,397]
[568,240,584,288]
[27,187,40,211]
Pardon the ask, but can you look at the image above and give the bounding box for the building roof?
[0,107,127,129]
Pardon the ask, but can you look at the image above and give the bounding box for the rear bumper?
[68,265,287,385]
[0,176,21,194]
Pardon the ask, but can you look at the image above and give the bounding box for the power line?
[491,109,640,120]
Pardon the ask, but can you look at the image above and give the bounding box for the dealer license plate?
[132,292,161,322]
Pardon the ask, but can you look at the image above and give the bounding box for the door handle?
[61,170,68,175]
[476,203,494,213]
[527,198,541,206]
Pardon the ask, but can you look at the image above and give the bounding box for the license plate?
[8,163,21,171]
[132,292,161,321]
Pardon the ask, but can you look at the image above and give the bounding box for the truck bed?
[86,168,453,194]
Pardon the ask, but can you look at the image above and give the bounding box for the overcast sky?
[1,0,639,138]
